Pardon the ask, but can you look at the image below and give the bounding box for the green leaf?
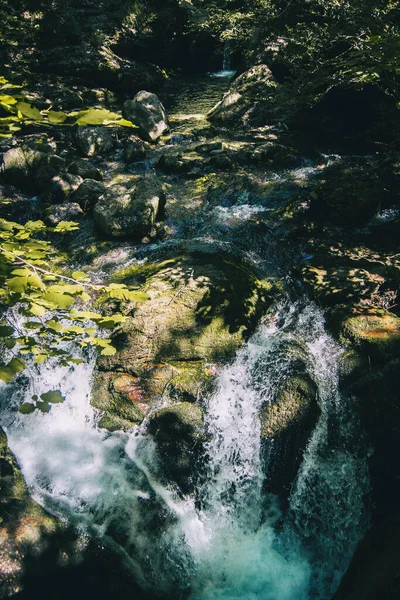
[71,271,89,282]
[52,221,80,232]
[46,110,68,124]
[43,291,75,309]
[0,358,25,383]
[40,390,65,404]
[0,325,14,337]
[100,345,117,356]
[29,303,46,316]
[16,101,43,121]
[36,401,51,413]
[18,403,37,414]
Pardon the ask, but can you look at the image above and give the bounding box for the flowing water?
[0,300,369,600]
[0,75,370,599]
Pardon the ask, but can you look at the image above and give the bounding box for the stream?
[0,73,371,599]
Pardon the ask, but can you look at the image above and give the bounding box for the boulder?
[72,179,105,211]
[68,159,103,181]
[92,252,274,430]
[46,173,83,203]
[310,162,381,226]
[208,65,278,126]
[258,340,321,497]
[45,202,83,225]
[156,151,203,175]
[93,176,166,239]
[1,147,65,192]
[73,126,116,157]
[123,91,169,143]
[146,402,205,493]
[123,139,147,164]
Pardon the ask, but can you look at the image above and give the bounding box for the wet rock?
[310,163,382,226]
[45,202,83,225]
[68,159,103,181]
[194,141,223,155]
[337,309,400,363]
[209,153,233,170]
[258,341,320,497]
[251,142,302,168]
[123,139,147,164]
[46,173,83,203]
[146,402,205,493]
[1,147,65,192]
[72,179,105,211]
[156,151,203,175]
[208,65,278,126]
[123,91,169,143]
[91,372,148,431]
[93,176,166,239]
[337,349,370,388]
[73,126,116,157]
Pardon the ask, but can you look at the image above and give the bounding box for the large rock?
[208,65,278,126]
[123,91,169,143]
[1,147,65,192]
[258,341,321,497]
[45,202,83,225]
[92,252,275,430]
[310,162,382,226]
[72,179,105,211]
[67,159,103,181]
[46,173,83,203]
[73,126,116,157]
[93,176,166,239]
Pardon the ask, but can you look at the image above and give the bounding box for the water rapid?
[0,299,369,600]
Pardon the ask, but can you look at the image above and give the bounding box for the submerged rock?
[93,175,165,238]
[123,91,169,143]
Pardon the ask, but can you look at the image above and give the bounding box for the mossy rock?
[337,309,400,362]
[94,252,275,430]
[91,371,149,430]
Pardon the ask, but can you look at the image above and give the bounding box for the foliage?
[0,217,149,391]
[0,76,137,138]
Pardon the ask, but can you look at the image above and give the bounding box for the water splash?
[0,300,369,600]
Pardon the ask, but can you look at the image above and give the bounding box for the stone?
[71,179,105,211]
[123,91,169,143]
[251,142,302,168]
[73,126,116,157]
[123,139,147,163]
[45,202,83,225]
[194,141,223,154]
[310,162,382,226]
[208,65,278,126]
[67,159,103,181]
[93,176,166,239]
[1,147,65,192]
[146,402,205,493]
[46,173,83,203]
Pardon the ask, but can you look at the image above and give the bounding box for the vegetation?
[0,216,149,408]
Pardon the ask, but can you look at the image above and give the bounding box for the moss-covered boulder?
[92,252,275,430]
[93,175,166,239]
[45,201,84,225]
[208,65,278,126]
[67,159,103,181]
[46,173,83,203]
[72,179,105,211]
[146,402,205,493]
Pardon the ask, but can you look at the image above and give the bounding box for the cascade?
[0,299,369,600]
[222,39,232,71]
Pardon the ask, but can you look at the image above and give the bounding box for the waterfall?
[223,39,231,71]
[0,299,369,600]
